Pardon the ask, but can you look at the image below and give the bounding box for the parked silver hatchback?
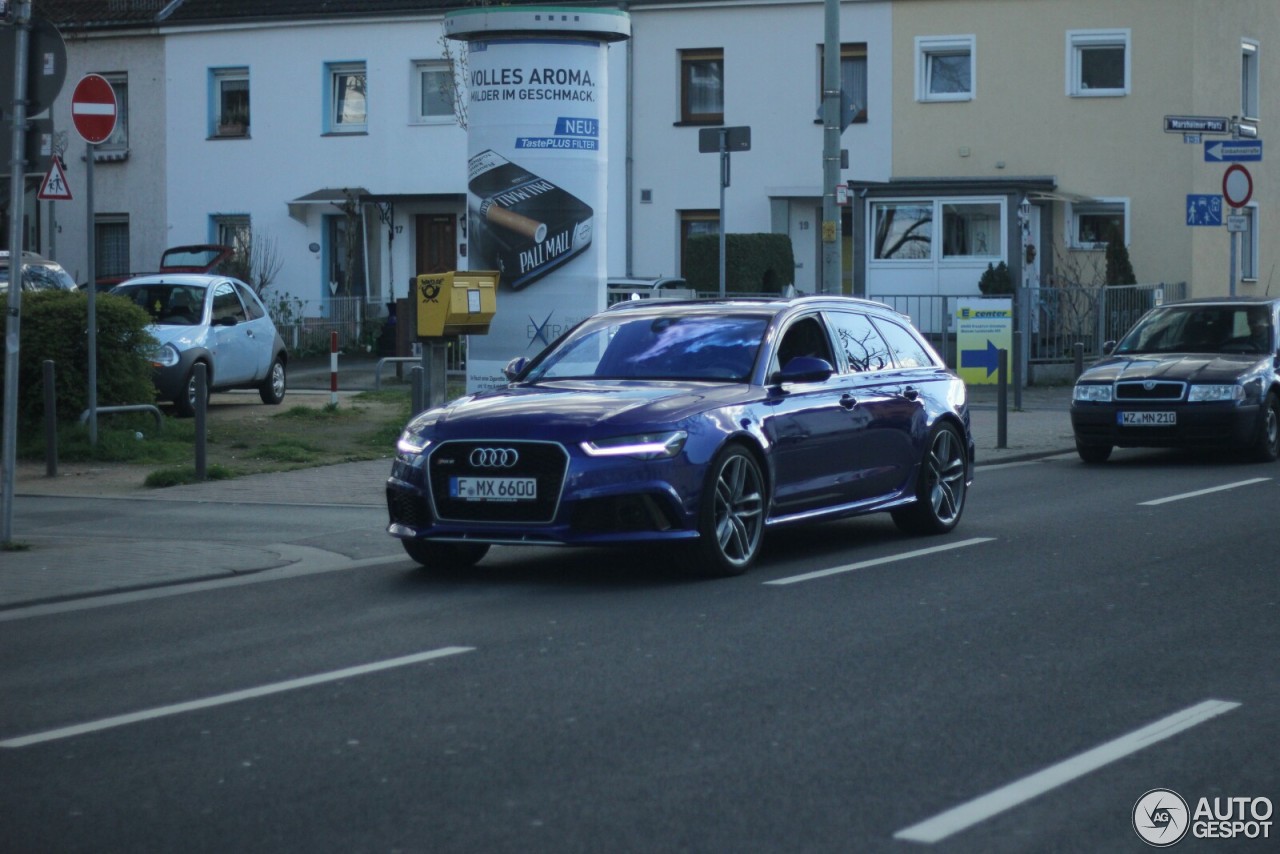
[110,273,288,416]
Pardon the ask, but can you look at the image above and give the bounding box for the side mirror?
[502,356,530,382]
[771,356,834,385]
[1102,340,1117,355]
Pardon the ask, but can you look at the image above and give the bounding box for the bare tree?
[223,229,284,296]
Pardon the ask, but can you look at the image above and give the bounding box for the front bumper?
[385,445,702,548]
[1070,401,1261,449]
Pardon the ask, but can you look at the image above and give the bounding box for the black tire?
[1076,440,1113,464]
[687,445,766,577]
[1252,392,1280,462]
[173,363,210,418]
[259,356,287,405]
[401,539,490,570]
[892,422,968,535]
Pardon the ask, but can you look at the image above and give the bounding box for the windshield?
[524,314,768,382]
[1115,305,1273,355]
[112,283,209,326]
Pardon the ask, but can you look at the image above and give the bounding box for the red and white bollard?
[330,331,339,406]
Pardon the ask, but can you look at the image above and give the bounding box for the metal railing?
[869,282,1187,367]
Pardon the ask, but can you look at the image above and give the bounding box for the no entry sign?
[71,73,117,144]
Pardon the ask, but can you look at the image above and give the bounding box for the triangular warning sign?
[38,158,73,201]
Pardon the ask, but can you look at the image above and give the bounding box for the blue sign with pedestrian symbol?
[1186,195,1222,226]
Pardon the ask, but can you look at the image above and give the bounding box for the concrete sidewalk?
[2,371,1075,611]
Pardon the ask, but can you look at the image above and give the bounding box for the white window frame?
[412,59,455,125]
[211,67,250,138]
[327,61,367,134]
[915,36,975,103]
[1241,40,1259,120]
[868,197,1005,263]
[92,72,128,159]
[1241,204,1259,282]
[1067,198,1129,249]
[1067,29,1130,97]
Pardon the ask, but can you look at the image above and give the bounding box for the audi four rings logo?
[470,448,520,468]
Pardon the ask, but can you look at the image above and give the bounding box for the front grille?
[429,440,569,523]
[1115,381,1186,402]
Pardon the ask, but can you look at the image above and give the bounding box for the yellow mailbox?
[414,270,499,337]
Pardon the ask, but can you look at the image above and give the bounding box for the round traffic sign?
[71,73,118,145]
[1222,163,1253,208]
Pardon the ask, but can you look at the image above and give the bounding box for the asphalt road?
[1,450,1277,853]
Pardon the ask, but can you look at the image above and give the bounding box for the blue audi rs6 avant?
[386,295,974,577]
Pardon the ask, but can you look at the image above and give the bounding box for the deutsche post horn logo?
[419,278,442,302]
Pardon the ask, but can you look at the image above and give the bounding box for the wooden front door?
[415,214,457,277]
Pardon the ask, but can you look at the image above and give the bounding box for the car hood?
[425,380,753,438]
[1081,353,1269,384]
[148,323,208,350]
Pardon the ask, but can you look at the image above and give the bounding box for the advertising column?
[445,7,631,391]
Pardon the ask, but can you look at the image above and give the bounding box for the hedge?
[0,290,157,430]
[685,233,796,294]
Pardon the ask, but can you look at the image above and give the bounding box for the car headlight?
[150,343,180,368]
[1073,383,1113,402]
[396,430,432,456]
[581,430,688,460]
[1188,384,1244,402]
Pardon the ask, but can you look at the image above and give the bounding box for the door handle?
[840,393,858,410]
[901,386,920,401]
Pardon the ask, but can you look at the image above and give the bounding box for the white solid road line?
[764,537,996,586]
[893,698,1241,844]
[1139,477,1271,506]
[0,646,474,749]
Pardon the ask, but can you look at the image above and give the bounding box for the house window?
[941,202,1002,258]
[916,36,974,102]
[212,68,249,138]
[95,73,128,158]
[872,202,933,260]
[1242,206,1258,281]
[818,43,868,125]
[95,215,129,278]
[679,210,719,276]
[413,60,455,123]
[214,215,250,255]
[680,49,723,124]
[1069,199,1128,249]
[1067,30,1130,96]
[327,62,367,133]
[1242,40,1259,120]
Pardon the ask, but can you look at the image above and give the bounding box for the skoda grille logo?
[1133,788,1190,847]
[470,447,519,468]
[1144,380,1157,390]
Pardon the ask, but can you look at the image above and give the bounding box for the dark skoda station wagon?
[1071,297,1280,463]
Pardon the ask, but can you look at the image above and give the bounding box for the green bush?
[0,290,157,430]
[1105,229,1137,286]
[685,233,796,294]
[978,261,1014,295]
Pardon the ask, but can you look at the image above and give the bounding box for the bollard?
[1073,342,1085,379]
[410,365,424,415]
[997,348,1009,450]
[1012,329,1023,411]
[43,360,57,477]
[330,330,339,406]
[194,362,208,481]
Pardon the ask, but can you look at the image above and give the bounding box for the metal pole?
[718,129,727,298]
[1229,221,1238,298]
[194,363,207,481]
[997,349,1008,449]
[2,0,34,544]
[85,142,98,443]
[820,0,842,295]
